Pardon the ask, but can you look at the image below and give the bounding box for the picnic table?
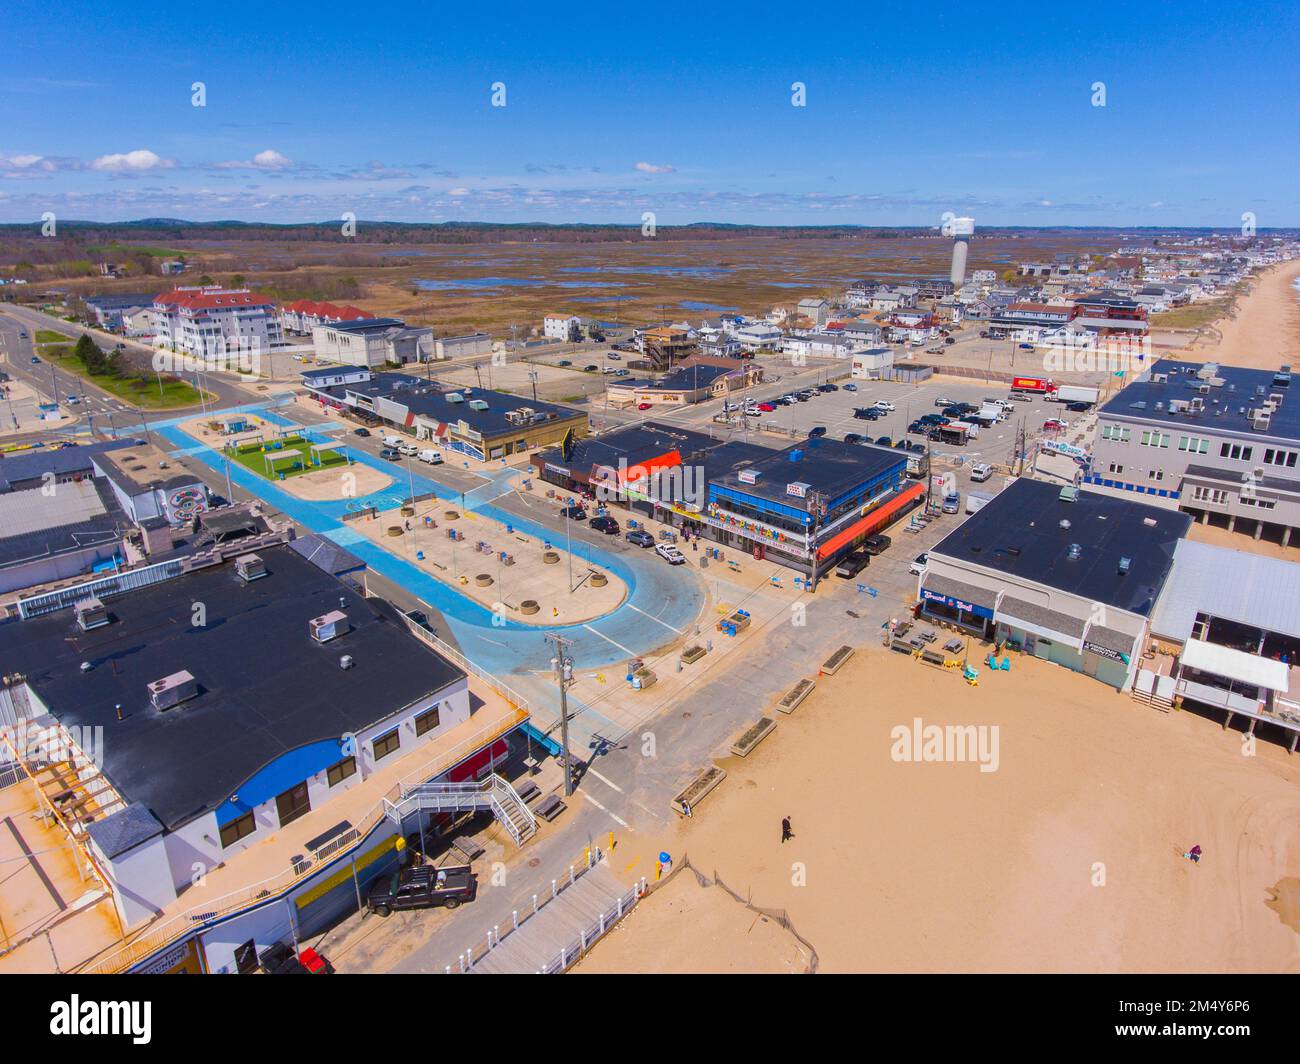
[943,638,964,654]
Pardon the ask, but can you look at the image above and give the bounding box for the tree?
[74,333,106,374]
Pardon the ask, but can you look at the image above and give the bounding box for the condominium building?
[152,286,283,359]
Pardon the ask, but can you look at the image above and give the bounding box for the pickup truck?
[366,864,477,916]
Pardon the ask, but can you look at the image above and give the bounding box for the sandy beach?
[589,645,1300,973]
[1159,259,1300,369]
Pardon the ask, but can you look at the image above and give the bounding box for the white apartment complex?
[152,286,282,359]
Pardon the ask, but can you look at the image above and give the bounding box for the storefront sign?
[544,463,570,477]
[921,587,994,619]
[1083,640,1128,662]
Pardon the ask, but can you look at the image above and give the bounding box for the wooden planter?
[474,574,493,587]
[776,678,816,714]
[589,572,608,587]
[542,551,560,564]
[730,717,777,757]
[681,645,708,665]
[519,600,540,615]
[385,526,403,538]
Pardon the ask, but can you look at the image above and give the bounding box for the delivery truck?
[966,490,995,515]
[1050,385,1100,406]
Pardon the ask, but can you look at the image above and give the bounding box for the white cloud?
[447,187,470,196]
[91,149,173,173]
[215,149,294,170]
[635,161,675,174]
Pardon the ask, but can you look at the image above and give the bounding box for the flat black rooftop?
[711,438,907,508]
[931,478,1191,616]
[1100,358,1299,442]
[534,422,722,474]
[318,374,587,438]
[0,545,466,832]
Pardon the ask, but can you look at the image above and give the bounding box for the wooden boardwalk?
[470,863,633,974]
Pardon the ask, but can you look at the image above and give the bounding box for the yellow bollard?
[608,831,615,851]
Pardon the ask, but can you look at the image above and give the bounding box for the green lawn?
[227,435,349,480]
[35,329,72,343]
[40,342,211,409]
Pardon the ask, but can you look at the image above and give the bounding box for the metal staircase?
[384,774,537,846]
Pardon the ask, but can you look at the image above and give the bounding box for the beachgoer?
[781,816,793,843]
[1188,844,1202,864]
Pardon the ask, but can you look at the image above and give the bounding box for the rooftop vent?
[74,596,110,631]
[446,392,465,404]
[1142,516,1158,527]
[1059,486,1079,502]
[737,468,761,484]
[1118,556,1131,574]
[234,553,267,583]
[1067,543,1082,559]
[309,610,351,643]
[339,655,354,670]
[468,399,490,411]
[788,449,804,463]
[149,670,198,711]
[1059,519,1072,530]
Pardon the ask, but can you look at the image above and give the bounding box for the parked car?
[909,553,929,576]
[844,433,863,445]
[353,427,372,437]
[854,407,882,421]
[835,550,870,579]
[367,865,477,916]
[30,356,39,364]
[873,401,896,412]
[875,435,892,446]
[398,442,420,457]
[589,515,620,534]
[1042,419,1067,431]
[379,448,402,461]
[817,383,838,393]
[863,533,892,555]
[757,402,776,412]
[935,397,954,407]
[559,505,587,521]
[583,364,599,372]
[405,609,433,632]
[1065,401,1091,413]
[607,352,621,360]
[557,359,572,367]
[808,425,827,438]
[418,449,443,464]
[942,493,961,514]
[655,542,686,565]
[1018,343,1034,350]
[780,394,797,405]
[64,395,80,405]
[625,528,655,548]
[907,420,926,435]
[969,463,992,482]
[637,402,653,411]
[842,382,858,392]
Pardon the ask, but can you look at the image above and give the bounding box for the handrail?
[80,705,527,974]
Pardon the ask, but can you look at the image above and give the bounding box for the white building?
[733,322,784,350]
[312,318,435,368]
[152,286,283,360]
[543,314,580,341]
[851,347,895,379]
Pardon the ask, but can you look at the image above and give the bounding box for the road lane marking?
[585,768,623,793]
[582,624,636,656]
[581,792,629,828]
[626,603,681,632]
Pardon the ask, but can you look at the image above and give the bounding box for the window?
[1148,469,1164,482]
[1191,485,1229,504]
[220,811,256,849]
[414,706,441,737]
[1140,430,1169,448]
[1107,462,1124,475]
[1101,424,1131,442]
[1177,435,1210,454]
[1219,442,1253,461]
[1264,448,1298,468]
[1240,495,1275,509]
[372,728,401,761]
[327,756,357,788]
[275,782,311,828]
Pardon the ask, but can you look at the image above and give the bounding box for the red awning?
[617,449,683,483]
[817,481,925,560]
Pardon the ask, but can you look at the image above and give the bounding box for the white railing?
[538,882,643,974]
[389,772,536,846]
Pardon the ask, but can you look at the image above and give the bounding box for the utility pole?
[546,634,575,796]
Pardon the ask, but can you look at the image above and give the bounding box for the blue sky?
[2,0,1297,226]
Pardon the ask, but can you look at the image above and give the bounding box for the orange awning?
[617,449,683,483]
[817,481,925,560]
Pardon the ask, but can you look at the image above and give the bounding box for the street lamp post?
[546,634,575,797]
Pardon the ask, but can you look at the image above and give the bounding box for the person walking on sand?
[781,816,793,844]
[1186,844,1202,864]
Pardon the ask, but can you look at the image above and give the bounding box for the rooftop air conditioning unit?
[149,670,198,711]
[1118,556,1131,574]
[74,596,110,631]
[468,400,489,411]
[309,610,351,643]
[446,392,465,403]
[234,553,267,583]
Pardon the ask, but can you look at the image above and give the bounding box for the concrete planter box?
[385,526,403,537]
[474,573,493,587]
[672,765,726,816]
[822,644,855,675]
[776,677,816,714]
[542,551,560,564]
[633,667,657,690]
[681,645,708,665]
[730,716,777,757]
[589,572,608,587]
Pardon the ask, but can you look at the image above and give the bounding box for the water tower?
[948,216,975,287]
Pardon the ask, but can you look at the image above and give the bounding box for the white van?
[418,449,443,465]
[382,434,402,448]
